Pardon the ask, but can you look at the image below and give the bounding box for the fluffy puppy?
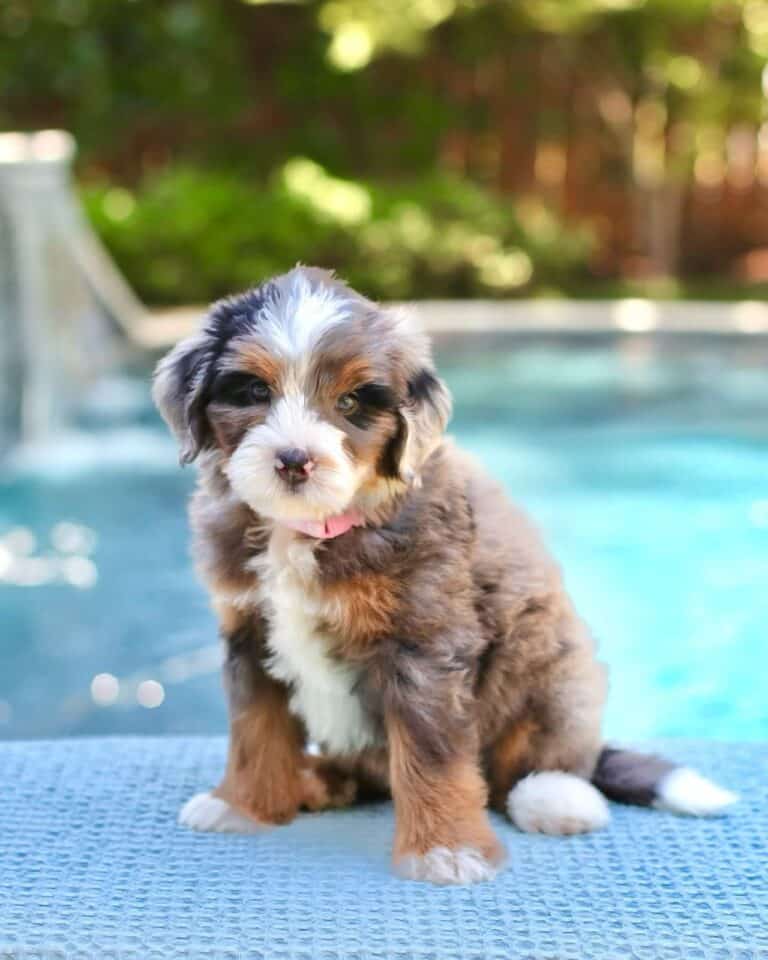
[154,266,737,885]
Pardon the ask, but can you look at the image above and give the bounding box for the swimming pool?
[1,331,766,741]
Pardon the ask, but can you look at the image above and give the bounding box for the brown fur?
[154,268,611,873]
[218,698,364,820]
[322,572,401,650]
[212,610,301,822]
[216,692,305,824]
[313,354,380,399]
[230,340,285,387]
[487,718,538,810]
[301,757,359,811]
[388,715,503,865]
[216,609,364,820]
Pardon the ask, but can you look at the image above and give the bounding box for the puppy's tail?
[591,746,738,816]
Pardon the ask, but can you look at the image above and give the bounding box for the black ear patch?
[378,368,441,479]
[345,383,398,430]
[177,346,216,464]
[161,287,277,464]
[379,411,407,479]
[408,369,441,406]
[153,336,217,465]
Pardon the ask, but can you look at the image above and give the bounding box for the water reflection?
[85,645,221,714]
[90,672,119,705]
[0,522,97,588]
[3,335,768,741]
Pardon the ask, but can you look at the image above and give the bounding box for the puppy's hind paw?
[178,792,265,834]
[507,771,610,835]
[395,846,502,885]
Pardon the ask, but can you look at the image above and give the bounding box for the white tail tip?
[654,767,739,817]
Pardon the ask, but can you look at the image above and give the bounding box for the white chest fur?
[254,529,377,755]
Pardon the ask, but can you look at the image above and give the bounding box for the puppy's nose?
[275,448,314,483]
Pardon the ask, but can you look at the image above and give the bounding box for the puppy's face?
[153,267,451,523]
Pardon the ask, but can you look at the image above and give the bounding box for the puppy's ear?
[152,332,215,464]
[383,367,452,482]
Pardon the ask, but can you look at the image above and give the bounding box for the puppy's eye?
[248,379,271,403]
[336,392,359,416]
[212,373,271,407]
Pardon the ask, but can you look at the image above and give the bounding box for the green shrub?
[82,161,595,305]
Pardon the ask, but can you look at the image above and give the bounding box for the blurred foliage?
[2,0,767,301]
[83,162,594,302]
[3,0,765,169]
[0,1,248,166]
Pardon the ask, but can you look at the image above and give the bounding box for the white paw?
[396,846,500,885]
[654,768,739,817]
[178,792,265,833]
[507,771,610,835]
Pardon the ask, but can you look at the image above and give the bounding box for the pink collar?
[280,510,365,540]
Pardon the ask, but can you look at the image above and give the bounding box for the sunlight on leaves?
[328,20,374,69]
[281,157,372,225]
[319,0,458,68]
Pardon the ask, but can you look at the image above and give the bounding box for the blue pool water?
[1,332,767,742]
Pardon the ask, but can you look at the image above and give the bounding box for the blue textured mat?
[0,738,765,959]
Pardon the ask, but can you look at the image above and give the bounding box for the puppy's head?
[153,267,451,524]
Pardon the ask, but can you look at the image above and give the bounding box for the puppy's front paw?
[395,845,502,885]
[179,792,265,833]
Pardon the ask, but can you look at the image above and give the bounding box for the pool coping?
[141,299,768,349]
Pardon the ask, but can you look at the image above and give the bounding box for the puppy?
[154,266,737,885]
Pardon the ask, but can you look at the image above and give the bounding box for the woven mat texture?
[0,737,765,960]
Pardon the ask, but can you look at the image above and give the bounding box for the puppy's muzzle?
[275,448,315,488]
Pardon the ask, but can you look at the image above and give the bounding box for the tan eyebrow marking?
[310,353,379,400]
[229,340,285,387]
